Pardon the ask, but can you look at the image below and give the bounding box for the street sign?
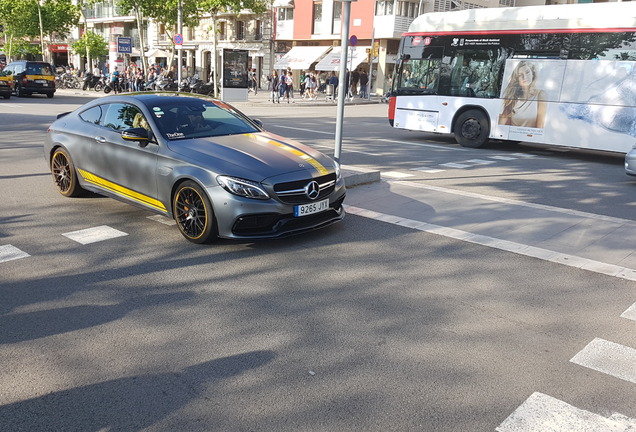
[174,34,183,45]
[117,37,132,54]
[349,35,358,46]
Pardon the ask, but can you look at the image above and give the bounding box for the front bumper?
[209,181,346,239]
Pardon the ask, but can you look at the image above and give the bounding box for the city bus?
[388,2,636,153]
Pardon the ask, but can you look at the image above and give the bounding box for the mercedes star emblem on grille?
[305,181,320,200]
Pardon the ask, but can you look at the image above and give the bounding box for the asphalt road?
[1,91,635,431]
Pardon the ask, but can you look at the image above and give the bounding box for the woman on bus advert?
[498,61,547,129]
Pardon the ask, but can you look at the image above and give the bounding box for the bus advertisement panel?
[389,2,636,153]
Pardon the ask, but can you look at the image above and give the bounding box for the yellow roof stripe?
[78,169,167,213]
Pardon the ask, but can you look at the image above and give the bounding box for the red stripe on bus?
[403,27,636,37]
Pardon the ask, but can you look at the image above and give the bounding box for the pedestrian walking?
[303,72,318,100]
[268,70,280,103]
[284,71,294,103]
[279,70,288,102]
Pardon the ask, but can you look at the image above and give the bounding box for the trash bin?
[325,84,335,102]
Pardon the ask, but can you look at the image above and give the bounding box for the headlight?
[217,176,270,200]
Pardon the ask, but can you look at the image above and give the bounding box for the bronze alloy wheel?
[51,148,82,197]
[173,181,216,244]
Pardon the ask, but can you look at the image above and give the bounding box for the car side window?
[101,103,143,131]
[79,106,103,125]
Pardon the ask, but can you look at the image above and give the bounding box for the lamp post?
[333,0,357,164]
[177,0,183,85]
[37,0,46,62]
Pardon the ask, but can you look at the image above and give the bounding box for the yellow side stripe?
[26,75,54,81]
[247,133,330,176]
[78,169,167,213]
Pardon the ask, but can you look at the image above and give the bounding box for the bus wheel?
[454,109,489,148]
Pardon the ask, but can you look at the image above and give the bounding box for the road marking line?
[395,181,636,227]
[0,245,30,263]
[465,159,496,165]
[489,155,518,160]
[510,152,538,158]
[496,392,634,431]
[344,205,636,281]
[381,171,415,179]
[620,303,636,321]
[570,338,636,385]
[439,162,472,168]
[411,167,446,173]
[376,138,471,151]
[274,125,333,135]
[63,225,128,245]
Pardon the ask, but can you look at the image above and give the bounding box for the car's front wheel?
[173,181,216,244]
[51,148,83,197]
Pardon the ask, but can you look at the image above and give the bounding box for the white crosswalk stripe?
[62,225,128,245]
[570,338,636,385]
[0,244,30,263]
[496,392,636,432]
[620,303,636,321]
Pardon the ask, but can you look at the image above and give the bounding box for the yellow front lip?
[78,169,167,213]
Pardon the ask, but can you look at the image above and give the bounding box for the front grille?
[274,173,337,204]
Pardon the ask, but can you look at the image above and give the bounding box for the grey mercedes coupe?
[44,93,346,243]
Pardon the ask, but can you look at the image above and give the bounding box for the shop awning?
[145,48,171,58]
[274,46,332,70]
[314,46,370,72]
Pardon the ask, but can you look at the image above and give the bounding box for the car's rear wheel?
[46,93,54,98]
[173,181,216,244]
[454,109,490,148]
[51,148,83,197]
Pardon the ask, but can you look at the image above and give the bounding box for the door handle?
[95,136,106,143]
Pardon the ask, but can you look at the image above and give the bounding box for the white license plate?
[36,80,48,85]
[294,198,329,217]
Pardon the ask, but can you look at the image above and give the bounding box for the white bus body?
[389,3,636,153]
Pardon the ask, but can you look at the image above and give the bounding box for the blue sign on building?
[117,37,132,54]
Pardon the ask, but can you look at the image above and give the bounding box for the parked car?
[3,60,55,98]
[625,145,636,176]
[44,92,346,243]
[0,69,13,99]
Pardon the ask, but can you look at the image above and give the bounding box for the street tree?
[71,30,108,68]
[0,0,80,61]
[115,0,269,95]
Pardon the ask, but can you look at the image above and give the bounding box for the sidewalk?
[57,87,384,107]
[238,87,383,107]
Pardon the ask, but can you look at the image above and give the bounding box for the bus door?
[391,45,443,132]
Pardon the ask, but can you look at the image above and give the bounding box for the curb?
[342,165,381,187]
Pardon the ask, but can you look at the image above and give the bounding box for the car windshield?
[149,99,259,140]
[27,64,53,75]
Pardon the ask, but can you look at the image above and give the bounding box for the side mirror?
[122,127,153,147]
[252,118,264,129]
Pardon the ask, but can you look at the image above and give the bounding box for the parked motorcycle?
[154,76,177,91]
[82,72,100,90]
[93,75,109,92]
